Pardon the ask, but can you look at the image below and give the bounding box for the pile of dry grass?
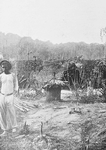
[79,95,104,104]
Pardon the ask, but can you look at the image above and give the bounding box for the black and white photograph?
[0,0,106,149]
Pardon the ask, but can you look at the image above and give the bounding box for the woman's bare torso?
[0,73,14,95]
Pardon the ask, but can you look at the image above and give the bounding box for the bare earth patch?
[1,90,106,150]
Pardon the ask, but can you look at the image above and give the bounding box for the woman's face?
[1,65,5,72]
[1,62,11,73]
[1,64,9,73]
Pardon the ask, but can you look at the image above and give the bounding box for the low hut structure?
[43,79,66,101]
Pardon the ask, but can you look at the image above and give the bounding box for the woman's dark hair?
[0,60,12,72]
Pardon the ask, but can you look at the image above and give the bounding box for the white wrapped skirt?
[0,93,17,131]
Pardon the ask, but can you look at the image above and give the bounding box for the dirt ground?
[1,90,106,150]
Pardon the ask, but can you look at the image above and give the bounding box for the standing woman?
[0,60,19,136]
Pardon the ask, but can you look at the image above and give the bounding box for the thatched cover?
[43,79,66,101]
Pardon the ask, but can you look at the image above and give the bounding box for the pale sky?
[0,0,106,44]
